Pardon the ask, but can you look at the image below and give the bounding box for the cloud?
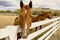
[32,0,60,10]
[0,1,14,7]
[0,0,19,10]
[0,0,60,10]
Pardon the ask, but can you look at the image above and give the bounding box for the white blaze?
[24,22,27,36]
[25,10,27,14]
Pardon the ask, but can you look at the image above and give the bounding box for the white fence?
[0,17,60,40]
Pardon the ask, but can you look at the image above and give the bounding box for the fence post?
[5,37,9,40]
[9,29,17,40]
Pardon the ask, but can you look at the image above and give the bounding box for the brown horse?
[14,11,52,25]
[32,11,53,22]
[14,0,32,38]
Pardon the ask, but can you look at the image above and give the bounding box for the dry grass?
[0,13,60,40]
[0,14,16,28]
[49,27,60,40]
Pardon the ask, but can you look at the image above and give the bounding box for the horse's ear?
[29,0,32,8]
[20,0,24,8]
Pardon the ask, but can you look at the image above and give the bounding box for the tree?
[0,10,12,13]
[32,11,40,15]
[14,9,20,14]
[6,10,12,13]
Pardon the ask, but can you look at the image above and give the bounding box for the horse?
[32,11,53,22]
[31,11,53,30]
[14,0,32,38]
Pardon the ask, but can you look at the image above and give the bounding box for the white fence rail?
[27,21,60,40]
[38,21,60,40]
[0,17,60,40]
[20,18,60,40]
[0,25,17,40]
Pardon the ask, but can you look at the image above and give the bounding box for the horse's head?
[20,0,32,19]
[19,0,32,38]
[45,11,53,19]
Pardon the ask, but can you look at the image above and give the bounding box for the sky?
[0,0,60,10]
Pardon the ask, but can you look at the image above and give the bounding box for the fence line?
[38,21,60,40]
[30,18,60,29]
[19,21,60,40]
[45,24,60,40]
[19,18,60,40]
[0,18,60,40]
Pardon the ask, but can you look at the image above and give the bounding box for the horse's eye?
[20,15,21,17]
[19,15,21,17]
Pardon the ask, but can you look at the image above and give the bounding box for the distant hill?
[0,7,60,16]
[32,7,60,16]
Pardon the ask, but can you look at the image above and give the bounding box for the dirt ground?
[49,27,60,40]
